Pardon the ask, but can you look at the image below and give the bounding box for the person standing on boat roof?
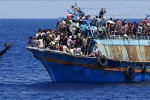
[67,5,79,20]
[67,5,75,15]
[142,15,150,25]
[99,8,106,19]
[142,19,148,25]
[77,7,85,17]
[0,43,12,58]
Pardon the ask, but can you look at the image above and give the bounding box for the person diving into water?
[0,43,12,58]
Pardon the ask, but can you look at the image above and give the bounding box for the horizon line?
[0,18,147,19]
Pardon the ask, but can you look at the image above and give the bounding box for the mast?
[145,14,150,20]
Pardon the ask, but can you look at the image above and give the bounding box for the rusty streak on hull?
[100,45,150,62]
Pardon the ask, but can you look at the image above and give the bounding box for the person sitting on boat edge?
[37,37,44,49]
[0,43,12,58]
[88,43,99,57]
[63,44,71,53]
[28,36,33,47]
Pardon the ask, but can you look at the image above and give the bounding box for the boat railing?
[94,34,150,40]
[53,17,64,32]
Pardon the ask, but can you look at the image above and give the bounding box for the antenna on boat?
[145,14,150,19]
[75,2,77,6]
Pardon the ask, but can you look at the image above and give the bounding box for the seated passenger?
[38,37,44,48]
[123,34,129,40]
[32,37,39,47]
[57,43,63,51]
[67,36,73,49]
[137,24,142,36]
[49,39,56,50]
[35,29,42,39]
[63,44,70,53]
[89,43,99,57]
[76,46,82,55]
[70,44,75,54]
[28,36,33,46]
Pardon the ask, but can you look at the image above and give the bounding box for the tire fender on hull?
[125,66,135,81]
[96,55,108,67]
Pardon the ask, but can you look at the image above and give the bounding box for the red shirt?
[58,45,63,51]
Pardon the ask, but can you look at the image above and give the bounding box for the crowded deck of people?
[28,4,150,57]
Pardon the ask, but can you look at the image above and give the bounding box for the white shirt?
[38,39,44,48]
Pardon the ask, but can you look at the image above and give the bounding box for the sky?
[0,0,150,19]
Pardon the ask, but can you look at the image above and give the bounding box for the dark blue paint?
[1,19,150,99]
[29,48,150,83]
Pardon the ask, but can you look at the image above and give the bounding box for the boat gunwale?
[26,46,150,64]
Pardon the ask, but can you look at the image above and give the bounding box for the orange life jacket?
[142,19,147,24]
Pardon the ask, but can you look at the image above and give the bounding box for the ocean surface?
[0,19,150,100]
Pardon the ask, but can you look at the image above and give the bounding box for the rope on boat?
[54,22,63,32]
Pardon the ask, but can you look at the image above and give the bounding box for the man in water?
[0,43,12,58]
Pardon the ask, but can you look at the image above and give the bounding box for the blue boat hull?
[27,47,150,83]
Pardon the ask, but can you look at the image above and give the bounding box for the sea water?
[0,19,150,100]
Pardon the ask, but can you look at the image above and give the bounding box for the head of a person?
[38,29,42,33]
[71,5,74,9]
[29,36,32,39]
